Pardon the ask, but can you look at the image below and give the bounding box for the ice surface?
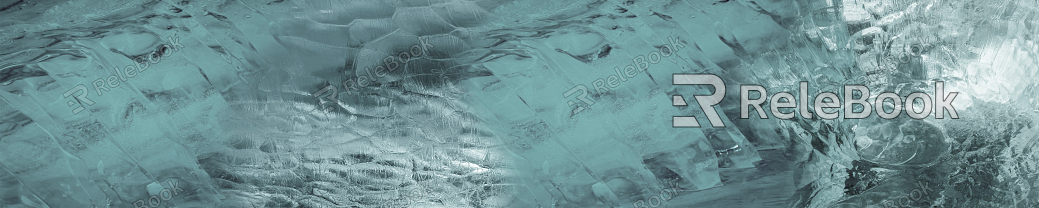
[1,0,1038,207]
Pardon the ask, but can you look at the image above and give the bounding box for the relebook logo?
[671,74,960,128]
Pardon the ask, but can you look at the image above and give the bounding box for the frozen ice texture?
[0,0,1037,207]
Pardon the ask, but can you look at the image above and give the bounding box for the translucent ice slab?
[1,0,1038,207]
